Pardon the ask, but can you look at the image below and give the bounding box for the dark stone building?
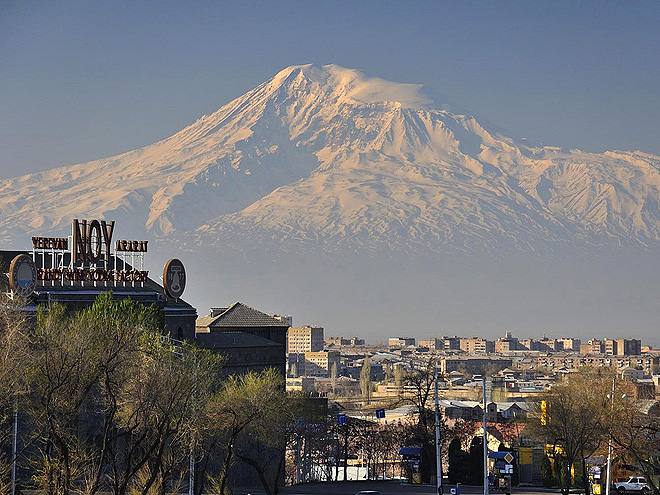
[195,302,289,375]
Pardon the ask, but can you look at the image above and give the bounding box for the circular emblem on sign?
[9,254,37,297]
[163,258,186,298]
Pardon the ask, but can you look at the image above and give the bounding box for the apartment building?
[460,337,494,354]
[302,351,341,377]
[325,336,365,346]
[494,331,519,353]
[580,339,605,355]
[604,338,642,356]
[533,354,658,375]
[389,337,416,348]
[617,339,642,356]
[288,325,324,353]
[443,336,462,351]
[419,338,444,350]
[554,338,581,352]
[440,356,513,375]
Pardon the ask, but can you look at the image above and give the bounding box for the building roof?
[194,331,281,350]
[198,302,289,329]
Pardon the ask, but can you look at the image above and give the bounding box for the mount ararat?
[2,65,660,341]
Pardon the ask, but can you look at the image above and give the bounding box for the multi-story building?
[605,339,618,355]
[196,302,290,376]
[443,336,462,351]
[531,354,659,375]
[419,338,444,350]
[495,332,520,353]
[603,338,642,356]
[272,314,293,326]
[389,337,416,348]
[288,325,324,353]
[325,335,365,346]
[460,337,494,354]
[555,338,581,352]
[617,339,642,356]
[302,351,340,377]
[440,356,513,375]
[580,339,604,355]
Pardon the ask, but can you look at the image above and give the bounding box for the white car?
[615,477,651,493]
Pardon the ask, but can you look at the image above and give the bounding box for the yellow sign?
[594,484,602,494]
[412,472,421,483]
[518,447,532,464]
[541,400,548,425]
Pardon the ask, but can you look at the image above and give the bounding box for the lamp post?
[605,376,625,495]
[435,367,443,495]
[605,376,615,495]
[483,376,489,495]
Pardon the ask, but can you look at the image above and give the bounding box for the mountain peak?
[270,64,434,109]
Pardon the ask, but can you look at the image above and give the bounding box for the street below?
[232,482,570,495]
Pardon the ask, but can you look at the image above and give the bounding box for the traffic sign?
[376,408,385,419]
[337,413,347,424]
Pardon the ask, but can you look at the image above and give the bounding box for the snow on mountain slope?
[2,64,660,255]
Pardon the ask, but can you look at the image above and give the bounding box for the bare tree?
[608,380,660,495]
[29,303,104,495]
[0,294,31,492]
[528,369,610,495]
[204,369,289,495]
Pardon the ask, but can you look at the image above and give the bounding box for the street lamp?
[605,377,626,495]
[435,367,443,495]
[483,376,489,495]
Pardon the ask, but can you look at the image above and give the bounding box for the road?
[231,482,570,495]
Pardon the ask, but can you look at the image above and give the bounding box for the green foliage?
[394,364,404,387]
[360,357,371,401]
[22,293,224,495]
[330,362,338,393]
[0,294,30,492]
[202,368,291,495]
[448,437,469,483]
[467,436,483,485]
[541,455,555,487]
[528,368,611,495]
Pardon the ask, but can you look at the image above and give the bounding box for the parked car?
[615,477,651,493]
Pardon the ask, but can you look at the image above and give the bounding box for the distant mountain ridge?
[2,64,660,255]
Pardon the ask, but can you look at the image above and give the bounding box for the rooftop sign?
[31,218,150,288]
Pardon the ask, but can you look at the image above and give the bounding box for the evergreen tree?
[541,455,555,487]
[360,357,372,401]
[448,438,469,484]
[330,362,338,393]
[468,437,484,485]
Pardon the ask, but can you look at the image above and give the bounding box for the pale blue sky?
[1,1,659,178]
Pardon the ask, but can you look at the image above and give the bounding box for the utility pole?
[605,375,616,495]
[188,452,194,495]
[483,377,489,495]
[343,422,348,481]
[435,367,443,495]
[11,398,17,495]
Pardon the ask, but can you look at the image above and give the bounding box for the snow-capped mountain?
[2,64,660,255]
